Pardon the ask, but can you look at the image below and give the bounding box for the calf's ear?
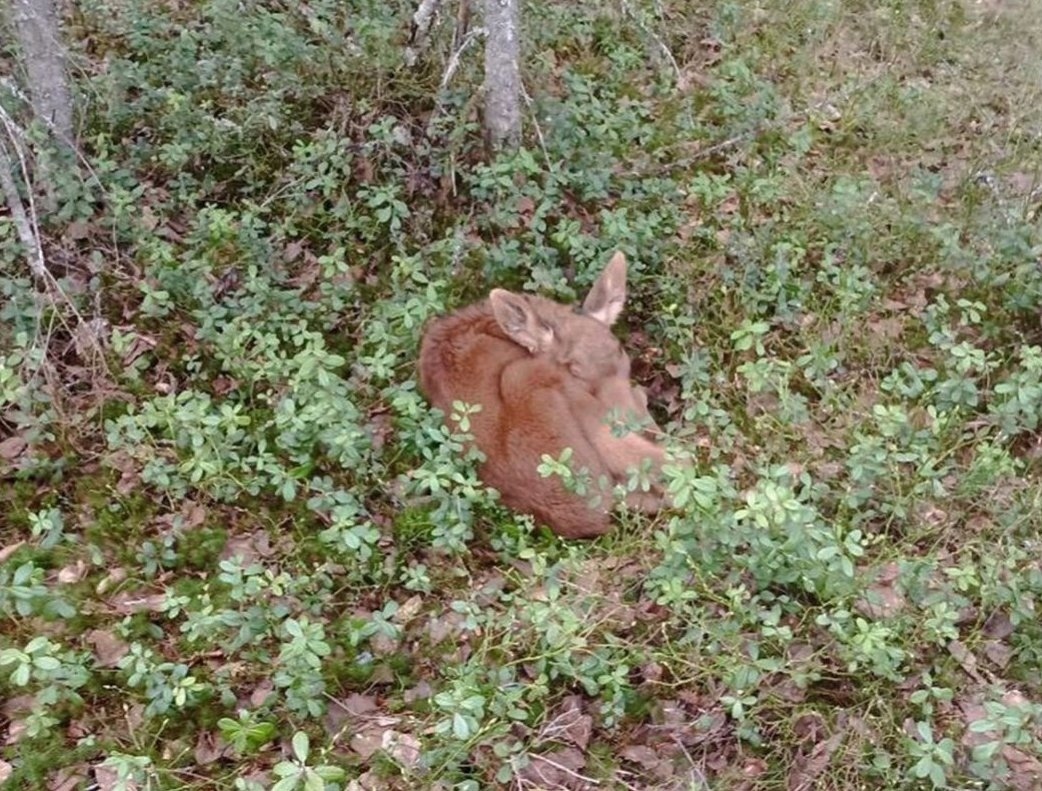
[582,251,627,326]
[490,289,555,354]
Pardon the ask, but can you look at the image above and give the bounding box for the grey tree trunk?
[482,0,521,152]
[9,0,74,145]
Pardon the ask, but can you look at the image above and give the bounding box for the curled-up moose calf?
[418,251,670,538]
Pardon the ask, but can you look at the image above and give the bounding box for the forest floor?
[3,0,1042,788]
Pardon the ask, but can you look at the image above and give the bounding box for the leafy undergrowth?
[2,0,1042,788]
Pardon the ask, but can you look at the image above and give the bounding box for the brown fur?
[417,252,666,538]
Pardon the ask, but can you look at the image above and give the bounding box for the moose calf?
[418,252,667,538]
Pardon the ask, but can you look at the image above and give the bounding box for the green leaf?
[314,765,345,781]
[968,719,996,733]
[452,712,470,740]
[271,774,300,791]
[916,720,932,742]
[217,717,239,734]
[929,761,946,787]
[13,663,30,686]
[292,731,310,762]
[913,755,933,778]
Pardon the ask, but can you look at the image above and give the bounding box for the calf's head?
[488,252,643,403]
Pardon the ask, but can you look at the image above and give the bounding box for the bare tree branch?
[441,25,485,91]
[423,25,486,142]
[404,0,444,67]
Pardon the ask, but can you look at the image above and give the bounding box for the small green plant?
[275,617,332,717]
[270,732,345,791]
[905,720,956,788]
[97,753,156,791]
[433,678,488,741]
[218,710,278,755]
[119,643,209,716]
[0,562,75,619]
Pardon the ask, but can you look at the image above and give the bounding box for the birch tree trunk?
[482,0,521,151]
[9,0,74,145]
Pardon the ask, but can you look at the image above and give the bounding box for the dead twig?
[405,0,444,67]
[0,119,48,282]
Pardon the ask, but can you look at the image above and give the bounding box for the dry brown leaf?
[0,435,27,460]
[57,560,88,585]
[115,467,140,496]
[94,764,133,791]
[983,640,1013,669]
[367,410,395,452]
[793,712,826,742]
[7,718,28,744]
[867,316,905,341]
[86,629,129,667]
[959,699,993,748]
[639,660,664,685]
[349,729,384,760]
[96,567,127,596]
[194,731,224,765]
[1009,171,1037,195]
[547,696,592,751]
[249,679,276,708]
[106,451,141,496]
[620,744,661,769]
[1,695,33,721]
[125,704,145,732]
[139,206,158,231]
[917,504,948,529]
[48,763,91,791]
[984,611,1014,640]
[948,640,986,684]
[426,611,466,645]
[730,756,771,791]
[222,531,275,564]
[341,694,379,718]
[402,680,433,705]
[64,220,91,241]
[183,503,207,529]
[788,729,844,791]
[67,718,91,741]
[157,502,207,532]
[118,331,157,367]
[1002,745,1042,791]
[284,240,305,263]
[212,375,240,396]
[349,769,391,791]
[0,541,26,564]
[325,693,379,735]
[108,591,167,615]
[370,632,399,656]
[856,562,906,619]
[381,730,421,768]
[392,595,424,625]
[520,747,588,789]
